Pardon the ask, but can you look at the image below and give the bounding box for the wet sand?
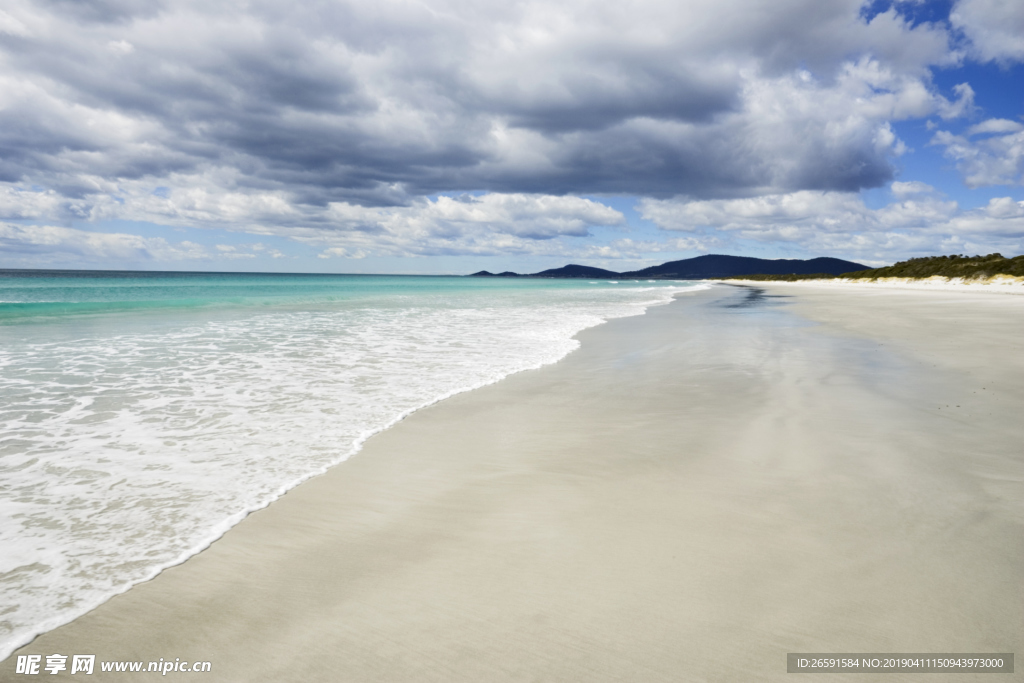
[4,283,1022,682]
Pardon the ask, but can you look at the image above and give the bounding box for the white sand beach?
[4,283,1022,682]
[723,276,1024,295]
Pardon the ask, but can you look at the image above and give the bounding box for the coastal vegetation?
[724,254,1024,281]
[842,253,1024,279]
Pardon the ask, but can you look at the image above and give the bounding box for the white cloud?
[0,0,973,214]
[891,180,935,197]
[214,244,257,259]
[952,0,1024,64]
[0,223,209,264]
[931,128,1024,187]
[982,196,1024,219]
[0,0,1014,267]
[637,189,1024,260]
[311,193,626,258]
[251,243,286,258]
[935,82,976,120]
[327,194,623,238]
[0,187,65,219]
[0,9,29,37]
[0,183,631,259]
[966,118,1024,136]
[606,236,723,256]
[106,40,135,55]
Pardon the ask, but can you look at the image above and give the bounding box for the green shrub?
[841,253,1024,279]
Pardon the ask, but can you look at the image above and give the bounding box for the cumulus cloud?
[935,82,976,120]
[0,0,1015,265]
[0,222,209,264]
[0,0,966,213]
[890,180,936,197]
[637,186,1024,260]
[639,189,957,234]
[605,236,723,256]
[0,187,65,219]
[0,180,630,257]
[311,194,626,257]
[952,0,1024,64]
[931,120,1024,187]
[966,119,1024,136]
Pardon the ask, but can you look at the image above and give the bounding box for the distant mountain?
[621,254,867,279]
[532,264,621,278]
[468,254,868,279]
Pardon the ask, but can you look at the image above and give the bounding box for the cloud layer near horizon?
[639,186,1024,259]
[0,0,1022,266]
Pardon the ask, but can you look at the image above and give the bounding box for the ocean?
[0,269,705,659]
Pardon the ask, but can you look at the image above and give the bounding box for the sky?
[0,0,1022,273]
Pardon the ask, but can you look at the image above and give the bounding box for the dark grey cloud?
[0,0,972,222]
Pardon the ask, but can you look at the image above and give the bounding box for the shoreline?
[5,283,1022,681]
[0,281,706,663]
[718,276,1024,294]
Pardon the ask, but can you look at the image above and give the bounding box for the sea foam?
[0,273,707,658]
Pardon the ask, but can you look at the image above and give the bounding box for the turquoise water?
[0,270,672,317]
[0,269,706,659]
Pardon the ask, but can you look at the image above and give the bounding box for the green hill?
[724,254,1024,281]
[843,253,1024,279]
